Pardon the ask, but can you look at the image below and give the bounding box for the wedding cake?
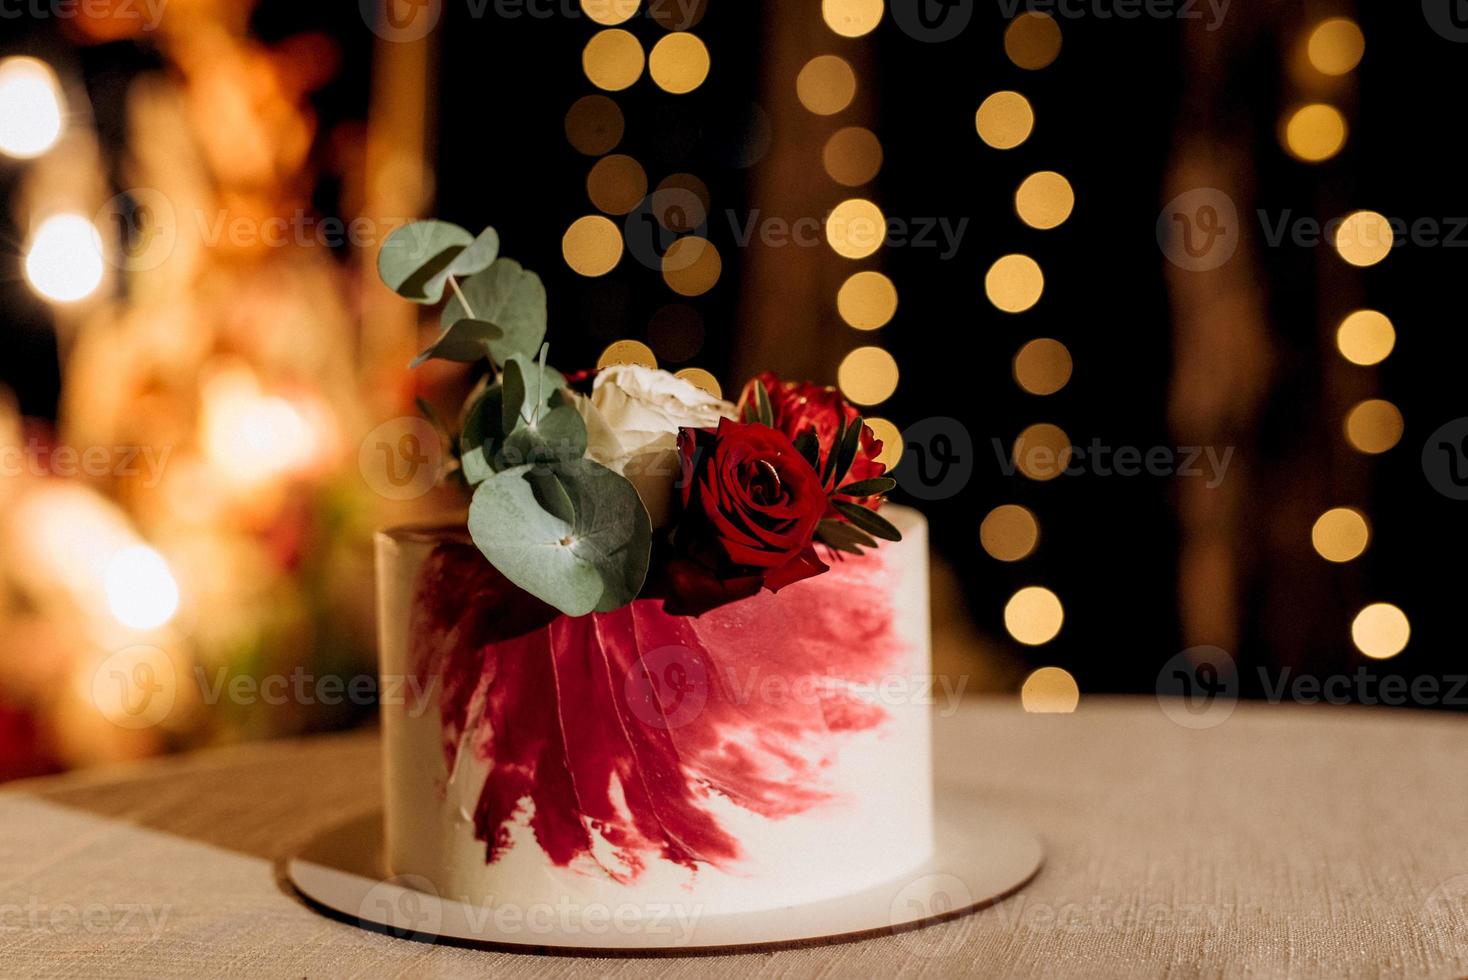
[372,221,933,915]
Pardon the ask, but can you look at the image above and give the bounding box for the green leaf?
[838,477,897,497]
[411,318,505,367]
[458,383,502,485]
[816,518,878,555]
[499,354,567,434]
[754,378,774,428]
[832,415,864,488]
[832,500,903,542]
[378,221,470,303]
[497,405,588,469]
[822,417,847,486]
[793,429,821,471]
[468,459,651,616]
[441,259,547,364]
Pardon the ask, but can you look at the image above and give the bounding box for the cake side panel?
[376,506,935,912]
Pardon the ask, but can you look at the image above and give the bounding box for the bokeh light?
[823,126,883,187]
[985,254,1044,313]
[975,91,1034,149]
[1005,587,1064,645]
[981,504,1039,562]
[1332,210,1394,267]
[1284,103,1347,163]
[562,215,624,277]
[1352,603,1410,660]
[1311,507,1370,563]
[1013,423,1071,481]
[1013,338,1072,395]
[582,0,639,25]
[1344,399,1403,454]
[0,56,65,159]
[583,29,645,92]
[652,173,710,232]
[836,271,898,330]
[565,95,625,155]
[822,0,884,37]
[105,545,181,630]
[1021,666,1079,713]
[1004,12,1062,70]
[597,339,658,370]
[25,214,105,303]
[586,154,647,215]
[662,236,722,295]
[796,55,857,115]
[827,198,887,259]
[1308,18,1365,76]
[1015,171,1074,229]
[837,346,899,405]
[674,367,721,399]
[866,417,904,469]
[1336,310,1396,366]
[649,32,710,94]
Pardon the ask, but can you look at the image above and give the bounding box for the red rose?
[664,418,829,616]
[737,372,887,511]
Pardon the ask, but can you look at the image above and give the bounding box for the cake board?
[286,782,1044,956]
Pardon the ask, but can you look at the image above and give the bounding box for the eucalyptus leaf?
[467,459,651,616]
[458,383,503,485]
[832,500,903,542]
[378,220,471,303]
[441,259,547,364]
[411,318,505,367]
[497,405,588,469]
[499,354,567,433]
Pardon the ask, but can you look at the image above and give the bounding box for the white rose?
[570,364,736,527]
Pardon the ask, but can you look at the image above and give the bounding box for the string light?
[1283,103,1347,163]
[1344,398,1404,454]
[581,0,640,26]
[0,57,65,159]
[975,91,1034,149]
[661,236,722,295]
[1015,171,1074,230]
[796,55,857,115]
[597,339,658,369]
[1012,423,1072,481]
[837,346,899,406]
[1335,310,1395,366]
[649,32,710,94]
[674,367,721,398]
[821,0,883,38]
[1013,338,1072,395]
[1005,587,1064,645]
[565,95,625,155]
[836,271,898,330]
[985,254,1044,313]
[563,215,624,276]
[826,198,886,259]
[1307,18,1365,76]
[981,504,1039,562]
[1311,507,1370,563]
[1352,603,1410,660]
[25,214,105,303]
[1021,666,1078,712]
[105,545,180,630]
[1332,209,1394,267]
[583,29,645,92]
[865,417,903,468]
[823,126,883,187]
[1004,12,1062,70]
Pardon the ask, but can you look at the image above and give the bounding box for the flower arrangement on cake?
[377,219,903,619]
[374,220,933,913]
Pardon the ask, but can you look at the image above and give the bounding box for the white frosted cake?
[369,219,934,919]
[376,505,933,914]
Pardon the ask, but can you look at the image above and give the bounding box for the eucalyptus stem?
[447,274,500,379]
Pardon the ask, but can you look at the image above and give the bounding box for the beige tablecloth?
[4,697,1468,978]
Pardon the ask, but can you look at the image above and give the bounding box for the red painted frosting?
[409,543,905,881]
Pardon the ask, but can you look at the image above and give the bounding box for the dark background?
[3,0,1464,706]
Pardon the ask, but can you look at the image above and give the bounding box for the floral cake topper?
[378,220,900,618]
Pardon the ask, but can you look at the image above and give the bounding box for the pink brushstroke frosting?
[409,542,904,881]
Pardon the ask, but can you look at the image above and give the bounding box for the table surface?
[4,697,1468,979]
